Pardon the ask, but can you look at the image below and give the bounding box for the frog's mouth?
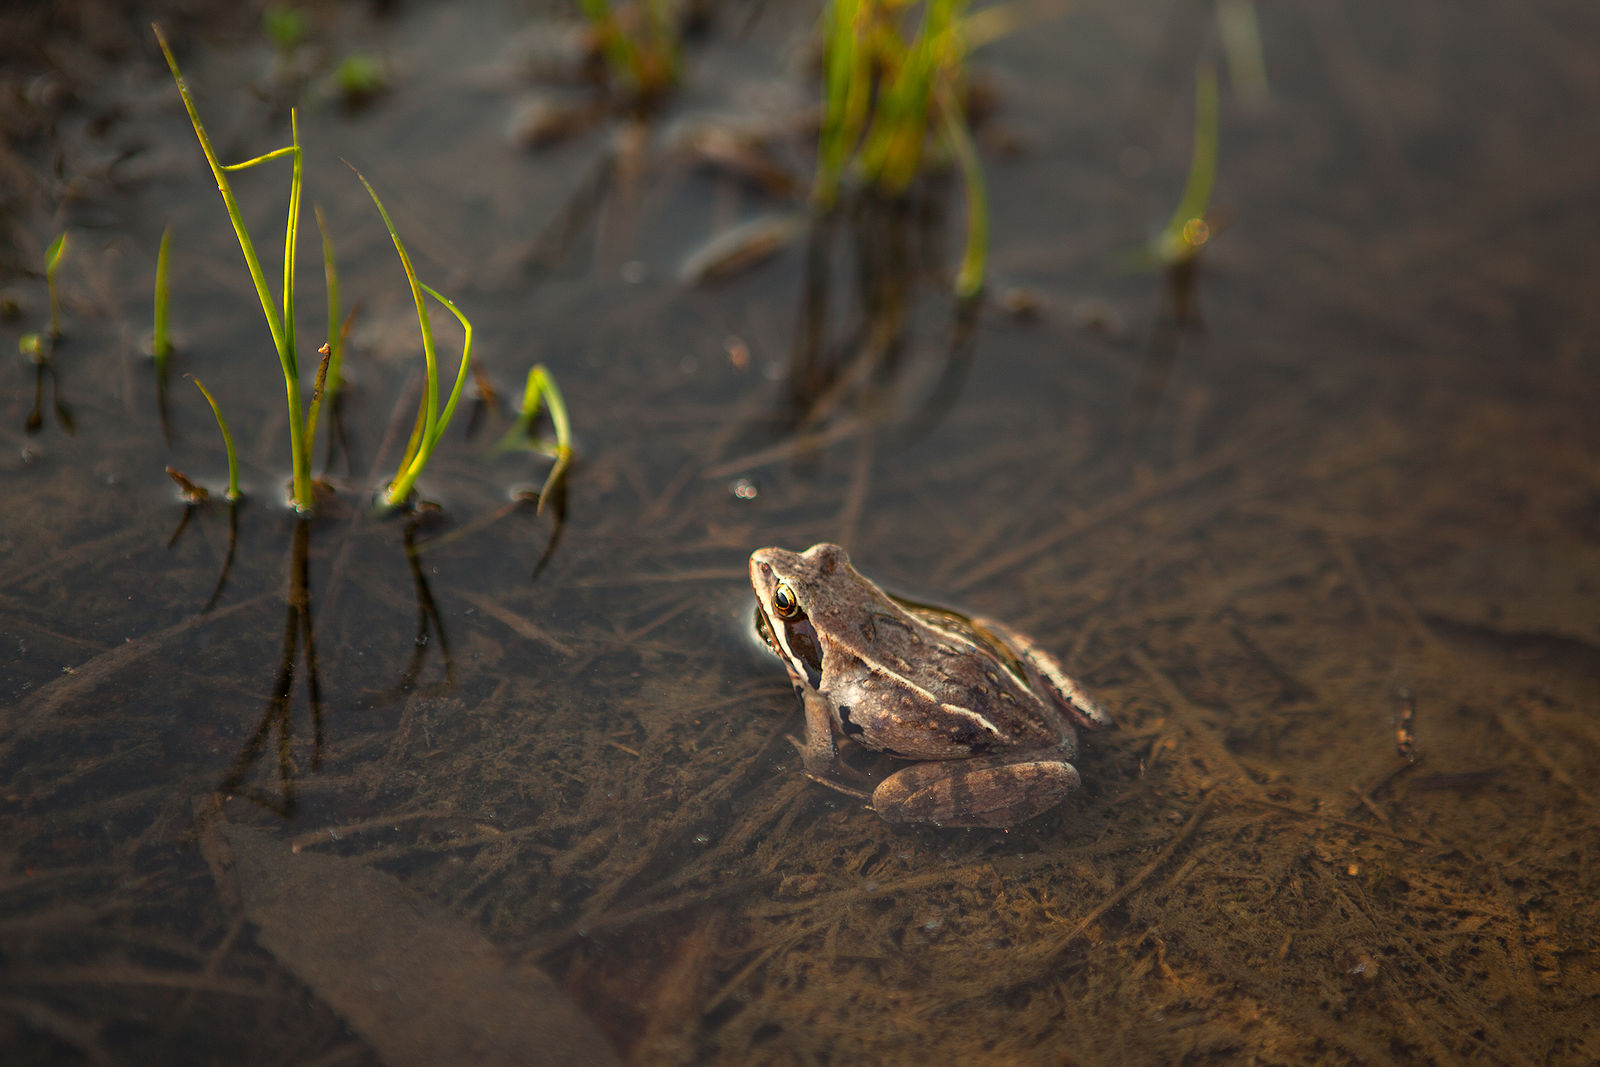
[753,602,779,655]
[754,600,823,690]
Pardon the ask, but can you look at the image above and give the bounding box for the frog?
[749,542,1113,828]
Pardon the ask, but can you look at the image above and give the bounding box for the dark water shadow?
[771,190,983,449]
[1132,254,1205,430]
[26,353,75,436]
[396,512,456,692]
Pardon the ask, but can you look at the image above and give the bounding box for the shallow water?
[3,1,1598,1063]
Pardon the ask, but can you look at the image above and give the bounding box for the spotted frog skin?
[750,543,1113,827]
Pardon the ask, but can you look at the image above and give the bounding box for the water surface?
[3,1,1597,1062]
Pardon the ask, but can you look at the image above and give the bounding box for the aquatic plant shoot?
[496,363,573,513]
[187,374,241,502]
[45,232,68,338]
[152,224,173,371]
[347,165,474,512]
[1153,64,1220,266]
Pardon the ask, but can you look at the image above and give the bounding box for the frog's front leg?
[871,752,1082,828]
[793,686,873,801]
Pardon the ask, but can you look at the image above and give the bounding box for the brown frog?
[750,543,1113,827]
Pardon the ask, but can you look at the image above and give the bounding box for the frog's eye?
[772,582,801,620]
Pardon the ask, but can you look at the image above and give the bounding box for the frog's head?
[749,543,853,689]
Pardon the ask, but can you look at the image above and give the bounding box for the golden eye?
[772,582,801,620]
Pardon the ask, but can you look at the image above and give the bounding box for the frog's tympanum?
[751,543,1113,828]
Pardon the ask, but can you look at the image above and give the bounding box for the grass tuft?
[577,0,680,107]
[814,0,989,296]
[155,22,315,511]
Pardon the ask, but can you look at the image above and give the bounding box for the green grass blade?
[417,282,473,459]
[349,163,437,443]
[497,364,572,514]
[936,85,987,299]
[282,109,302,380]
[397,394,429,489]
[531,366,573,513]
[535,368,571,454]
[1157,64,1220,263]
[815,0,864,207]
[350,166,436,504]
[153,225,173,370]
[45,232,67,338]
[858,1,950,192]
[349,163,473,509]
[153,25,288,365]
[187,374,241,501]
[45,232,67,273]
[221,146,299,170]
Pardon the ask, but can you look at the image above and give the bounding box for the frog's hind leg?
[872,754,1082,828]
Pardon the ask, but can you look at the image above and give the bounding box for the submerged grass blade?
[153,225,173,371]
[188,374,241,501]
